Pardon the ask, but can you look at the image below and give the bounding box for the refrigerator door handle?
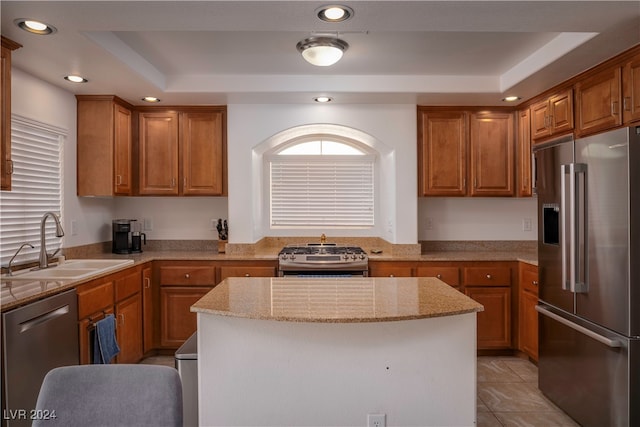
[536,305,621,348]
[561,163,588,293]
[560,164,571,291]
[574,163,588,293]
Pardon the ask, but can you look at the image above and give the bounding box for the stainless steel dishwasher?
[2,289,79,427]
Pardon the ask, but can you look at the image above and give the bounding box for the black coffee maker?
[112,219,146,254]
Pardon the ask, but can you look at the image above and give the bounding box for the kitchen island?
[192,276,484,427]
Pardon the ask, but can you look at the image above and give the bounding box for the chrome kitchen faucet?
[38,212,65,269]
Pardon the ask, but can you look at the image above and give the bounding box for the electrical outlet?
[367,413,386,427]
[522,218,532,232]
[425,217,433,230]
[143,218,153,231]
[210,219,217,230]
[70,219,78,236]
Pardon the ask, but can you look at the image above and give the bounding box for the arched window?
[267,137,375,228]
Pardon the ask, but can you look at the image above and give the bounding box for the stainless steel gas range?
[277,244,369,277]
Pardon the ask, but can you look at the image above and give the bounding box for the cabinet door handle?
[185,273,190,279]
[119,313,125,326]
[144,277,151,289]
[623,97,631,111]
[116,175,122,185]
[6,160,13,175]
[612,101,620,115]
[486,274,492,279]
[532,280,539,286]
[436,274,442,279]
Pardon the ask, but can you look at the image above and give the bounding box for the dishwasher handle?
[19,305,70,334]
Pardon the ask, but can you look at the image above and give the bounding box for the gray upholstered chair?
[32,364,183,427]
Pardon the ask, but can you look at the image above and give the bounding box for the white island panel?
[197,312,477,426]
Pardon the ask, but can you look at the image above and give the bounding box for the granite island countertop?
[191,276,484,323]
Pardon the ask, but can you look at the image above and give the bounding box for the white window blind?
[0,116,64,266]
[270,155,374,227]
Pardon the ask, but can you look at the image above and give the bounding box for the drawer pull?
[436,274,442,279]
[185,273,190,279]
[389,274,395,278]
[486,274,492,279]
[245,273,250,277]
[533,280,539,286]
[144,277,151,289]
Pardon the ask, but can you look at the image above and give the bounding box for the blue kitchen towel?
[93,314,120,364]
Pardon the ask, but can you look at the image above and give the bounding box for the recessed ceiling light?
[502,96,521,102]
[64,75,88,83]
[316,5,354,22]
[14,18,57,35]
[297,37,349,66]
[142,96,161,103]
[313,96,333,103]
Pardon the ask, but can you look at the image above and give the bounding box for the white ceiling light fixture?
[316,5,354,22]
[313,96,333,103]
[296,37,349,67]
[142,96,161,103]
[14,18,57,35]
[64,75,88,83]
[502,96,521,102]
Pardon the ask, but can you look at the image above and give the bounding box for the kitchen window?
[0,116,65,265]
[268,138,375,228]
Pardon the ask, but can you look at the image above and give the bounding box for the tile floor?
[140,354,579,426]
[477,356,579,427]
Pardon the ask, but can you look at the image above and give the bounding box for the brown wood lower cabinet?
[160,286,210,347]
[464,286,511,349]
[115,292,143,363]
[518,263,539,361]
[463,264,513,350]
[371,260,516,351]
[114,267,143,363]
[157,261,216,348]
[76,265,144,364]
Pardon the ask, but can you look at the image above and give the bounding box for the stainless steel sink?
[2,259,134,281]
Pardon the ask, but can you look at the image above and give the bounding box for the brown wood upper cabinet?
[139,108,226,196]
[77,96,133,196]
[531,89,573,142]
[1,37,21,191]
[575,67,622,136]
[575,53,640,137]
[623,56,640,124]
[418,108,515,197]
[417,110,467,196]
[516,108,532,197]
[469,111,514,197]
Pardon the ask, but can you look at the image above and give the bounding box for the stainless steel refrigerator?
[533,126,639,426]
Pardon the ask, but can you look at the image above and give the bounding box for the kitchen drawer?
[115,268,141,302]
[159,266,216,286]
[219,266,276,281]
[520,265,539,295]
[463,266,511,286]
[77,280,115,319]
[415,266,460,287]
[369,262,414,277]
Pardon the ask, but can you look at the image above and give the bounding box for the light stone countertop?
[191,276,484,323]
[1,242,537,312]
